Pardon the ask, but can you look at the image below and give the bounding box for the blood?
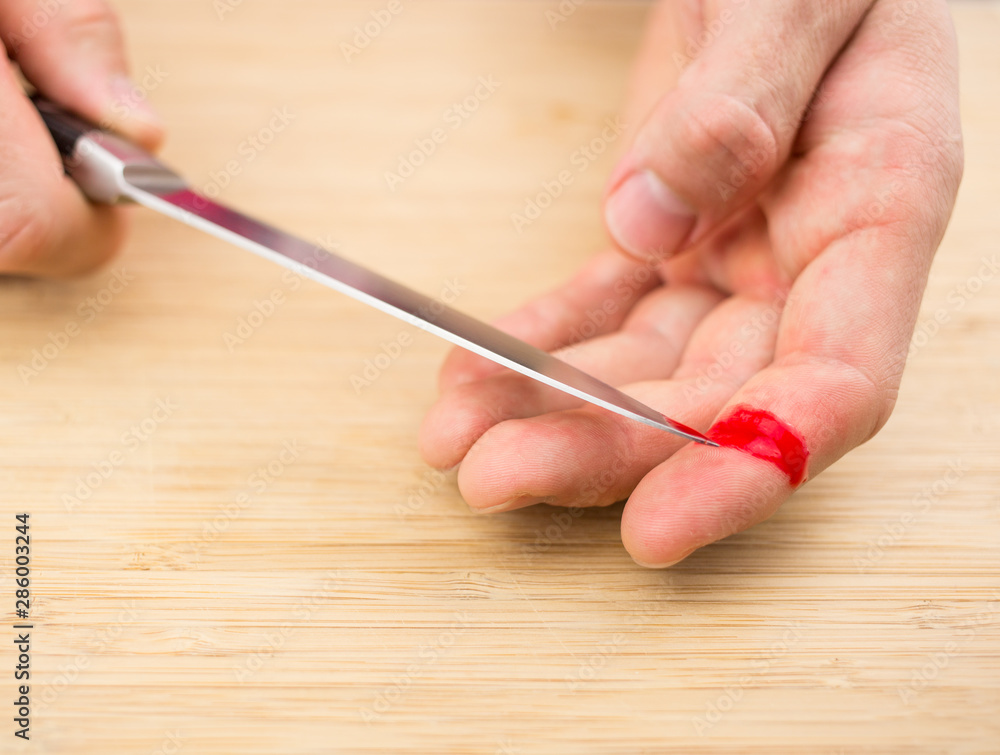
[669,419,707,439]
[707,406,808,486]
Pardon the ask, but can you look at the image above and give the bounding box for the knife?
[32,96,716,446]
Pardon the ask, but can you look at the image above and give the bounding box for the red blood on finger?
[708,406,809,486]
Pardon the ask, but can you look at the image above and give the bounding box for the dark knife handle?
[29,95,185,204]
[31,95,95,160]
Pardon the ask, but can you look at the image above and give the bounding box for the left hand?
[418,0,963,567]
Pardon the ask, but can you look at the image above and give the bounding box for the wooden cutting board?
[2,1,998,752]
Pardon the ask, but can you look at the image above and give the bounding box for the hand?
[0,0,163,276]
[419,0,963,567]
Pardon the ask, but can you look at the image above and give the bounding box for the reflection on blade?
[123,185,716,445]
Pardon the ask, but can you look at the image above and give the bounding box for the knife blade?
[33,96,716,446]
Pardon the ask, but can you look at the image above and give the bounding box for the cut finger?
[622,0,964,566]
[453,293,780,510]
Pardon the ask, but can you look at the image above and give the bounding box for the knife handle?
[31,95,186,204]
[32,95,93,160]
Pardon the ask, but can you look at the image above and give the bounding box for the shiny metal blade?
[123,185,716,445]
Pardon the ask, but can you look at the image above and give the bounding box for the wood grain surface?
[2,1,999,752]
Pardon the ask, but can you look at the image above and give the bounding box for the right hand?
[0,0,163,277]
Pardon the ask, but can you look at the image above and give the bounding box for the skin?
[0,0,162,277]
[419,0,964,567]
[3,2,963,567]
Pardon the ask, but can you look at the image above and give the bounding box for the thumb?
[604,0,870,262]
[0,0,164,151]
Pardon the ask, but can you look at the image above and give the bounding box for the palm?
[419,0,962,566]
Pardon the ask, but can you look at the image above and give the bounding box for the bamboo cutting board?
[2,1,999,752]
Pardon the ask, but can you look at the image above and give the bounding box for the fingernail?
[631,545,699,569]
[631,556,681,569]
[605,170,695,260]
[104,73,163,130]
[475,495,553,514]
[476,502,516,514]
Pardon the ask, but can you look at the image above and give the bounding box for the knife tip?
[662,417,718,447]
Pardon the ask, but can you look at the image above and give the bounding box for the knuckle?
[676,92,780,193]
[58,2,124,50]
[885,116,964,233]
